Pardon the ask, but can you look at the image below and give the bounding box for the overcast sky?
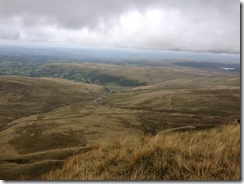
[0,0,240,53]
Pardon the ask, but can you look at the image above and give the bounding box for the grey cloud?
[0,30,20,40]
[0,0,136,28]
[0,0,240,53]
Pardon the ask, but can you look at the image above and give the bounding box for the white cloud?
[0,0,240,53]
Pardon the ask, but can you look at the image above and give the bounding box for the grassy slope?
[39,125,240,180]
[0,64,240,180]
[0,76,105,179]
[103,77,240,132]
[0,76,104,130]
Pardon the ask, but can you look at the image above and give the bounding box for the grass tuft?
[38,125,240,180]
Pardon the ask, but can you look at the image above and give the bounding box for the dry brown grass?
[39,125,240,181]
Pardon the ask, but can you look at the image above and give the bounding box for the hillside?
[39,124,240,180]
[0,76,104,130]
[0,76,105,179]
[0,63,240,180]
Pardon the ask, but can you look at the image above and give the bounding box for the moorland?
[0,44,240,180]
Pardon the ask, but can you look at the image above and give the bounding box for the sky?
[0,0,240,53]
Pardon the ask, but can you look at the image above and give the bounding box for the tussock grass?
[39,125,240,180]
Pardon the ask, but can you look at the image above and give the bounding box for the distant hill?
[0,76,104,130]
